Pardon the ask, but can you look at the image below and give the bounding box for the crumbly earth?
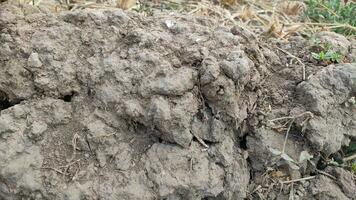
[0,2,355,200]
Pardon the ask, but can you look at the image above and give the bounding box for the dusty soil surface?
[0,2,355,200]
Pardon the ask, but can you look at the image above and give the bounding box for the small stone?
[164,20,175,29]
[115,143,132,171]
[28,121,48,141]
[217,87,225,95]
[96,151,107,167]
[27,52,42,68]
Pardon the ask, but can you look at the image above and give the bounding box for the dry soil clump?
[0,2,355,200]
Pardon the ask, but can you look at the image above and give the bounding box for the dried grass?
[14,0,355,39]
[117,0,136,9]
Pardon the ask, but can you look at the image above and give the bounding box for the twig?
[268,111,313,123]
[279,182,284,196]
[91,133,116,138]
[276,47,306,81]
[316,169,336,180]
[40,167,67,175]
[191,132,209,148]
[281,176,315,184]
[269,116,294,122]
[60,158,82,169]
[289,183,294,200]
[71,168,80,181]
[248,185,262,196]
[282,118,295,154]
[68,133,80,163]
[343,153,356,162]
[268,111,313,155]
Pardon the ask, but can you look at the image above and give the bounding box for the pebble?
[303,181,310,188]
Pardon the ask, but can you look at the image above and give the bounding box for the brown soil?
[0,1,355,200]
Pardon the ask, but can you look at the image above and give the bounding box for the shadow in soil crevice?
[0,90,16,111]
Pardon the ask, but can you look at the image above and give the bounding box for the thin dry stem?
[343,153,356,162]
[276,47,306,81]
[192,133,209,148]
[281,176,315,184]
[289,182,294,200]
[316,169,337,180]
[68,133,79,162]
[282,118,295,154]
[268,112,313,123]
[40,167,68,175]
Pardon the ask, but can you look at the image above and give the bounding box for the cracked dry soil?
[0,2,355,200]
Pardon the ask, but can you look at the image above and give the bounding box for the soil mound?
[0,2,355,199]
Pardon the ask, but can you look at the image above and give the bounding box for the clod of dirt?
[315,31,352,56]
[0,3,256,199]
[307,175,350,200]
[0,2,355,200]
[325,166,356,199]
[297,63,356,155]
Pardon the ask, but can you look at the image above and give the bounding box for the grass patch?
[311,41,344,63]
[306,0,356,35]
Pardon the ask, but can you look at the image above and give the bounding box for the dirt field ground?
[0,1,355,199]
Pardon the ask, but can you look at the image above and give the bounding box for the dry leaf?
[220,0,236,6]
[276,127,285,133]
[220,0,245,7]
[264,16,283,38]
[271,170,286,178]
[117,0,136,10]
[265,15,302,39]
[279,1,306,16]
[234,5,255,21]
[279,24,302,38]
